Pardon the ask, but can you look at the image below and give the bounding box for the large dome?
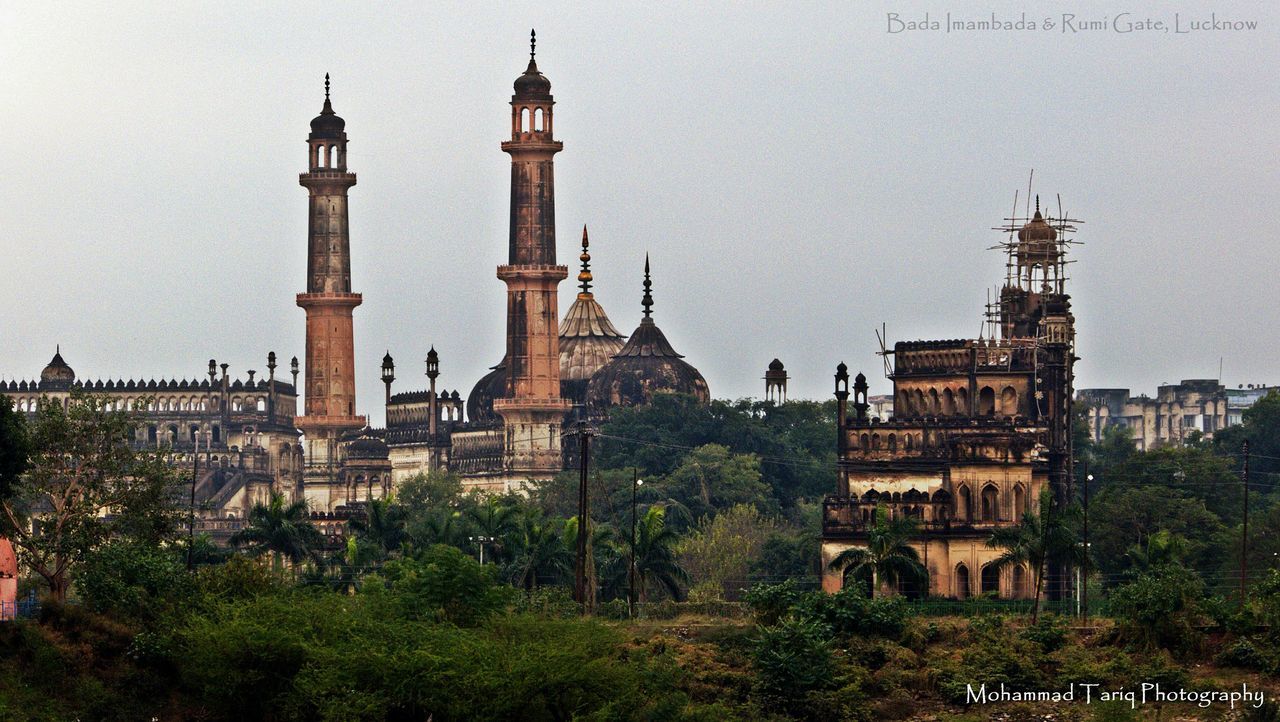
[586,318,710,410]
[466,359,507,425]
[39,349,75,389]
[559,227,626,404]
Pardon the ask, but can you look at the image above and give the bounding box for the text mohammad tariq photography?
[966,683,1267,710]
[886,12,1258,33]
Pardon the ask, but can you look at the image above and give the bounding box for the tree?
[986,490,1085,622]
[827,506,926,598]
[347,497,407,562]
[229,491,324,575]
[0,397,30,502]
[676,503,780,598]
[505,509,572,590]
[626,505,689,602]
[1125,529,1191,574]
[657,444,774,524]
[0,393,183,601]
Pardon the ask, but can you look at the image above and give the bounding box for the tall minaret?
[295,75,365,508]
[492,30,572,485]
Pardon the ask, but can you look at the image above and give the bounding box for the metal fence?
[0,592,41,621]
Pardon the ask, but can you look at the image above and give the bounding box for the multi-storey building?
[821,198,1078,600]
[1078,380,1273,450]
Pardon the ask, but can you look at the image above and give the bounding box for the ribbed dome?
[39,349,75,388]
[560,295,626,405]
[586,318,710,410]
[514,60,552,98]
[1017,208,1058,243]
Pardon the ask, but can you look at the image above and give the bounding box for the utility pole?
[1241,439,1250,610]
[630,468,639,619]
[574,419,593,611]
[187,430,201,571]
[1083,466,1091,623]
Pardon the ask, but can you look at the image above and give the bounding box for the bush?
[744,579,809,626]
[378,544,514,626]
[1022,613,1069,653]
[513,585,580,618]
[752,616,836,714]
[1107,564,1205,654]
[1215,638,1271,671]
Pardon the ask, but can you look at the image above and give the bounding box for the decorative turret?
[38,347,75,390]
[765,358,788,404]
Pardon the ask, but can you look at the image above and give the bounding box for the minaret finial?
[324,73,330,100]
[641,253,653,319]
[578,225,592,296]
[530,28,536,59]
[1035,195,1040,216]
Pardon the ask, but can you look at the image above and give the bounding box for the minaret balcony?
[496,264,568,282]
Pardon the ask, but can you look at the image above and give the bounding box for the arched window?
[521,107,530,132]
[212,425,221,443]
[904,434,913,451]
[1001,386,1018,416]
[955,563,971,599]
[957,485,972,521]
[957,387,969,415]
[888,433,897,452]
[1012,565,1027,597]
[942,388,955,416]
[1012,484,1026,518]
[533,107,543,131]
[978,386,996,416]
[981,484,999,522]
[928,388,940,414]
[981,564,1001,596]
[148,425,158,443]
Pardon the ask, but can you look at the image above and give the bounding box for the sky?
[2,2,1277,427]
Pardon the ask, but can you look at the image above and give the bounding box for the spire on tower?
[530,28,536,59]
[578,226,593,296]
[642,254,653,319]
[324,72,330,100]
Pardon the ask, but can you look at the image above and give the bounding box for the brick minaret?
[493,31,572,482]
[295,75,365,507]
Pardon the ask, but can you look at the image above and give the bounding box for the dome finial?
[578,225,593,296]
[530,28,536,60]
[324,73,330,101]
[642,253,653,319]
[1034,195,1040,217]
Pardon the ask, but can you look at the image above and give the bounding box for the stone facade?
[821,199,1077,600]
[1078,380,1273,451]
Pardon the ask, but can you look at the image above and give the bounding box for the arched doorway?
[955,563,971,599]
[981,564,1001,597]
[1012,565,1027,598]
[980,485,999,522]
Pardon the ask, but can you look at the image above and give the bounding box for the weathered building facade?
[821,199,1077,599]
[1078,380,1273,450]
[2,350,303,544]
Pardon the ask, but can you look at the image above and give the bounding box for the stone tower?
[295,75,366,508]
[492,30,573,484]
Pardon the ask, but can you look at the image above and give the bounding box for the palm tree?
[506,510,572,590]
[986,489,1085,622]
[626,506,689,602]
[347,498,407,562]
[828,506,927,598]
[229,491,324,576]
[1126,529,1189,574]
[466,497,519,564]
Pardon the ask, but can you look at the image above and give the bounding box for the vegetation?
[3,390,1280,718]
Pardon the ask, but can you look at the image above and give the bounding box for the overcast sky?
[2,2,1277,426]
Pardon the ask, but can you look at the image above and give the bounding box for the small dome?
[40,349,75,388]
[345,430,388,460]
[514,62,552,98]
[1017,208,1058,243]
[768,358,785,371]
[309,75,345,140]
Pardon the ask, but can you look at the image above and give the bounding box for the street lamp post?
[629,471,643,619]
[470,535,492,565]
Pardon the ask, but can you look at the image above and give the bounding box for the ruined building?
[821,197,1078,599]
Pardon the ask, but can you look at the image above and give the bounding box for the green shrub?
[752,617,835,714]
[1022,613,1069,653]
[1214,639,1270,671]
[1106,564,1205,654]
[379,544,514,626]
[513,585,580,618]
[743,579,808,626]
